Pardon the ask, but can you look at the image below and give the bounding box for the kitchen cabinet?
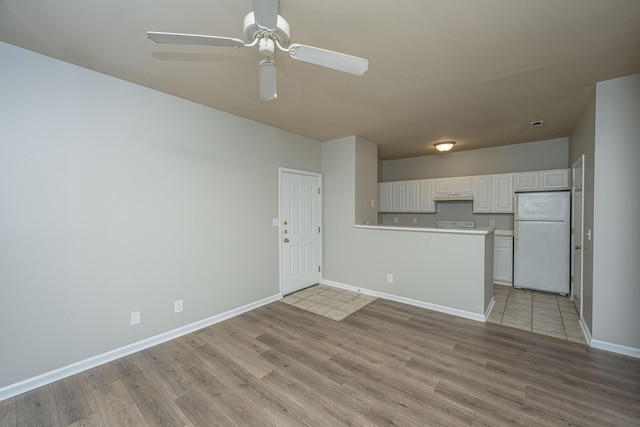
[514,169,569,192]
[405,180,420,212]
[541,169,570,189]
[378,182,392,212]
[435,176,473,195]
[494,236,513,285]
[472,174,513,213]
[472,175,492,213]
[419,179,436,212]
[492,173,514,213]
[392,181,406,211]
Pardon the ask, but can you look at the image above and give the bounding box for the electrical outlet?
[490,219,495,226]
[174,299,183,314]
[371,199,375,208]
[413,217,418,224]
[130,311,141,326]
[394,217,398,224]
[387,273,394,284]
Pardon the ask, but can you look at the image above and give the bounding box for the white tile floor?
[488,285,586,344]
[281,284,377,321]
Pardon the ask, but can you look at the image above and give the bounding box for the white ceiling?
[2,0,639,159]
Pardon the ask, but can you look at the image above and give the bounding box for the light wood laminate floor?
[3,298,639,426]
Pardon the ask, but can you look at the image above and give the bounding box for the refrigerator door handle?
[514,194,518,250]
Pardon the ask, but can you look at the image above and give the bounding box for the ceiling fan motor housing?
[243,12,290,47]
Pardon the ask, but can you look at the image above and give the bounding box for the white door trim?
[278,167,322,296]
[571,154,585,315]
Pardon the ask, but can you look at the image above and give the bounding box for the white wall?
[592,73,640,351]
[0,43,322,389]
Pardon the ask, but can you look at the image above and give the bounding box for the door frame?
[278,167,322,296]
[571,154,585,315]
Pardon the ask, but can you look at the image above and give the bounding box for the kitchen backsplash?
[378,200,514,229]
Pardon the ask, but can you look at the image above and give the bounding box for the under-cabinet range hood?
[432,194,473,201]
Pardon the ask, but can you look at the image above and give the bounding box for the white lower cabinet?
[494,237,513,285]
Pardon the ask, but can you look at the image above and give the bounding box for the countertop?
[355,224,496,236]
[495,229,514,238]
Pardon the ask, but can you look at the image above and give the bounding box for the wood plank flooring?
[3,298,640,426]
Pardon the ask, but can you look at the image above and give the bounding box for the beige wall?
[381,137,569,181]
[0,43,322,389]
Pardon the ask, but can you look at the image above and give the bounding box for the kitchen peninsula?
[344,224,495,321]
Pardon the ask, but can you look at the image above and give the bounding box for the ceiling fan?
[147,0,369,101]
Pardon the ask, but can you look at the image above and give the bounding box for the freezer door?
[515,191,570,222]
[514,221,570,294]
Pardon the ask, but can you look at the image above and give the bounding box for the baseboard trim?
[484,297,496,322]
[0,294,281,401]
[580,316,592,345]
[321,279,486,322]
[590,339,640,359]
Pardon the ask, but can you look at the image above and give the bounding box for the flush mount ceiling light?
[434,141,456,152]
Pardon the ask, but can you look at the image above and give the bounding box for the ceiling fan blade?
[252,0,279,33]
[259,58,277,101]
[147,32,246,48]
[287,44,368,76]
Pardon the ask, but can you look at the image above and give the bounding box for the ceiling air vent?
[530,120,545,128]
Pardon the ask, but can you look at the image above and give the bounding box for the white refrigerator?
[514,191,570,294]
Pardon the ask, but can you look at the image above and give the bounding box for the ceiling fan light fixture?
[258,37,275,56]
[259,58,277,101]
[434,141,456,152]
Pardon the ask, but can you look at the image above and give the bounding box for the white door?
[280,169,321,295]
[571,155,585,314]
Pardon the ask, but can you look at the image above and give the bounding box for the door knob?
[284,238,289,243]
[575,245,581,250]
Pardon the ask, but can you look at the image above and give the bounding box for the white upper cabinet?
[514,172,539,191]
[392,181,406,211]
[492,173,514,213]
[454,176,473,194]
[541,169,570,189]
[379,169,566,213]
[515,169,569,192]
[378,182,392,212]
[435,176,472,195]
[405,180,421,212]
[472,175,492,213]
[472,174,513,213]
[435,178,453,194]
[419,179,436,212]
